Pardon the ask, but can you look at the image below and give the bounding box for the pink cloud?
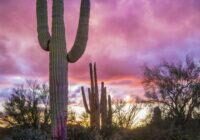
[0,0,200,102]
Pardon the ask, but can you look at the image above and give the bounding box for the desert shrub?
[11,127,48,140]
[67,124,110,140]
[3,80,50,129]
[143,56,200,127]
[67,125,103,140]
[112,100,141,129]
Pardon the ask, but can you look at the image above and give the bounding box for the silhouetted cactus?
[152,106,161,125]
[36,0,90,139]
[100,82,112,129]
[81,63,112,130]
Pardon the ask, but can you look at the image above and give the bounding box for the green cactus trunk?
[36,0,90,139]
[50,1,68,138]
[81,63,112,130]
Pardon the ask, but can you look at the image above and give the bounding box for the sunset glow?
[0,0,200,111]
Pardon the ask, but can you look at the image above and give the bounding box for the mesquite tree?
[81,63,112,130]
[143,57,200,126]
[3,81,50,129]
[112,100,140,129]
[36,0,90,139]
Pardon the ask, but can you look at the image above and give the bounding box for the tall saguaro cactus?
[36,0,90,139]
[81,63,112,130]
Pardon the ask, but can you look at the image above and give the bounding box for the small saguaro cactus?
[36,0,90,139]
[152,106,161,125]
[81,63,112,130]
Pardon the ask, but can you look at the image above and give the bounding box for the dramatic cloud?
[0,0,200,106]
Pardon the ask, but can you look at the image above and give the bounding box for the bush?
[11,128,48,140]
[3,80,50,129]
[67,125,103,140]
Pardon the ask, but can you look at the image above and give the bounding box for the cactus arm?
[94,63,99,99]
[88,88,96,128]
[100,82,105,112]
[89,63,95,94]
[108,95,112,113]
[93,63,100,129]
[36,0,51,51]
[67,0,90,63]
[81,87,90,113]
[88,88,93,112]
[107,94,112,126]
[94,63,99,110]
[104,87,107,113]
[101,84,108,129]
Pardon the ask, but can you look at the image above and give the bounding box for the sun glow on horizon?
[134,107,150,127]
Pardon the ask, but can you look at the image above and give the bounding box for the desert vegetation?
[81,63,112,130]
[0,58,199,140]
[36,0,90,138]
[0,0,199,140]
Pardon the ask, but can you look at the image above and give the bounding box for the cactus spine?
[81,63,112,130]
[36,0,90,139]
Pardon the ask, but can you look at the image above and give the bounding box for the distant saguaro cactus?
[36,0,90,139]
[100,82,112,129]
[81,63,112,130]
[152,106,161,125]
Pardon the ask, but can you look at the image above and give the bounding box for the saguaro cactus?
[152,106,161,125]
[36,0,90,139]
[100,82,112,129]
[81,63,112,130]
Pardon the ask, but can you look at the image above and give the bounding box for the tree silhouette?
[3,80,50,129]
[113,100,140,129]
[143,56,200,126]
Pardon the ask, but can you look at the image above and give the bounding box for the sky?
[0,0,200,110]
